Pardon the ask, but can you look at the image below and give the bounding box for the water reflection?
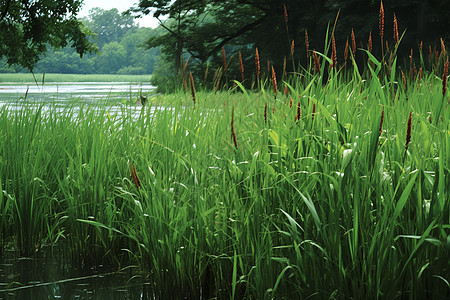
[0,82,155,103]
[0,247,152,299]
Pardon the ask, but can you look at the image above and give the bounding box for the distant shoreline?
[0,73,152,83]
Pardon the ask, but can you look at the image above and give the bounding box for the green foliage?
[0,0,96,70]
[1,8,160,75]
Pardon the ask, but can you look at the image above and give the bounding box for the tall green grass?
[1,26,450,298]
[0,61,449,298]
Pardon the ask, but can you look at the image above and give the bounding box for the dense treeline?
[129,0,450,91]
[0,8,160,75]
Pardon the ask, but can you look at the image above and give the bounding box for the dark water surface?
[0,246,153,299]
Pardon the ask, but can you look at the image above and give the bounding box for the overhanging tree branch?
[205,14,268,58]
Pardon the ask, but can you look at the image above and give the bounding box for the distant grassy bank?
[0,73,152,83]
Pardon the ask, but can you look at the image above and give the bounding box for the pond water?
[0,246,153,299]
[0,82,155,104]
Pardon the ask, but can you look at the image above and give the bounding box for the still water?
[0,82,155,104]
[0,246,152,299]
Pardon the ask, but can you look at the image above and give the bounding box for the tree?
[130,0,450,83]
[0,0,96,70]
[81,8,137,48]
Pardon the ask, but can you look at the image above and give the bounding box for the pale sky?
[78,0,159,28]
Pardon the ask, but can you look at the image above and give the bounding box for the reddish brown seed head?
[255,48,260,82]
[222,46,227,71]
[283,3,288,31]
[405,112,412,150]
[305,30,310,57]
[264,102,268,124]
[231,107,238,149]
[379,108,384,136]
[393,13,399,45]
[351,29,356,58]
[443,56,449,97]
[239,51,244,82]
[313,50,320,72]
[271,66,278,99]
[129,163,141,189]
[368,32,373,54]
[429,45,432,61]
[344,38,349,63]
[290,40,295,56]
[379,1,385,40]
[189,72,196,107]
[312,103,316,120]
[417,67,422,90]
[441,38,446,56]
[401,71,407,90]
[295,101,301,121]
[331,35,337,70]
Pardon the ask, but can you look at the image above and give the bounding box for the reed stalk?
[379,1,385,58]
[189,72,196,107]
[271,66,277,99]
[344,38,349,66]
[351,29,356,58]
[231,107,238,149]
[255,48,260,86]
[405,111,412,150]
[305,29,310,58]
[393,14,399,45]
[239,51,244,82]
[443,56,448,97]
[295,101,301,121]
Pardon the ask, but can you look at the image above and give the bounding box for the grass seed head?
[368,31,373,54]
[344,37,349,64]
[271,66,278,99]
[393,13,399,45]
[189,72,196,107]
[129,163,141,189]
[239,51,244,82]
[295,101,301,121]
[255,47,260,82]
[417,67,422,90]
[405,112,412,150]
[305,30,310,57]
[231,107,238,149]
[331,35,337,70]
[313,50,321,72]
[283,3,288,31]
[443,56,449,97]
[264,102,268,124]
[379,1,384,40]
[290,40,295,56]
[351,29,356,58]
[312,103,316,120]
[222,46,227,71]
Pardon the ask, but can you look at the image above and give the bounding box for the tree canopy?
[0,0,96,70]
[130,0,450,80]
[1,7,160,75]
